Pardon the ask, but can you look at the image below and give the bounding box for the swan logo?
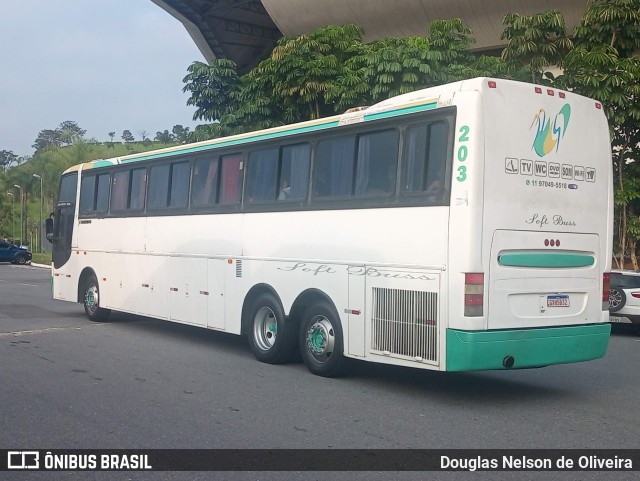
[530,104,571,157]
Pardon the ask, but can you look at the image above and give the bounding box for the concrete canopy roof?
[153,0,588,73]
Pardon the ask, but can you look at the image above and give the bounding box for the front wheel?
[13,255,27,265]
[299,302,345,377]
[83,275,111,322]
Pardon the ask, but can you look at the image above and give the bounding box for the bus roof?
[62,80,477,175]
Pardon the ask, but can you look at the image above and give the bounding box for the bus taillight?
[603,273,610,310]
[465,273,484,317]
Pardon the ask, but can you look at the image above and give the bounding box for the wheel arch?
[241,283,283,335]
[289,288,341,328]
[77,267,98,303]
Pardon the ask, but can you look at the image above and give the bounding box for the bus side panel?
[242,208,449,366]
[446,90,486,333]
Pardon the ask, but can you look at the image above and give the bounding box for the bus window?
[169,161,190,208]
[279,143,310,201]
[111,171,129,211]
[191,158,219,206]
[246,148,278,202]
[148,164,170,209]
[355,129,398,196]
[79,175,96,214]
[95,174,111,213]
[129,168,146,210]
[403,122,449,195]
[315,136,355,197]
[219,153,243,204]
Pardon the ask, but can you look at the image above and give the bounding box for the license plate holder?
[547,294,570,308]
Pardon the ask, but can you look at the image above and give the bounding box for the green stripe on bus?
[498,252,595,268]
[446,324,610,371]
[364,102,438,121]
[73,100,441,168]
[120,120,342,163]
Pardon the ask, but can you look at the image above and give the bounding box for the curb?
[30,262,50,269]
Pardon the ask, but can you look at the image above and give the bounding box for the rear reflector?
[465,273,484,317]
[631,292,640,299]
[488,80,497,88]
[603,273,610,310]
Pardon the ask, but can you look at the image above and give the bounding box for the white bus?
[51,78,613,377]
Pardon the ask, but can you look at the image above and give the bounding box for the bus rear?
[447,78,612,371]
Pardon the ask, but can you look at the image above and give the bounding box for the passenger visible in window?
[278,179,290,200]
[425,166,445,202]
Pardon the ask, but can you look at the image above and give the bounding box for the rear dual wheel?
[247,294,346,377]
[299,302,345,378]
[247,293,297,364]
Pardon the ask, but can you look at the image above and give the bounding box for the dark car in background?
[0,241,32,265]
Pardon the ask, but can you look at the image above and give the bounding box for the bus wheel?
[300,302,345,377]
[248,293,296,364]
[83,275,111,322]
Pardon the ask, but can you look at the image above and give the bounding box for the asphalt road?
[1,264,638,481]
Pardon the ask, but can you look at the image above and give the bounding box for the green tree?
[553,0,640,268]
[172,125,190,143]
[183,59,241,122]
[267,24,367,121]
[0,150,18,171]
[501,9,573,83]
[362,36,438,102]
[107,131,116,149]
[32,129,63,153]
[122,130,134,143]
[188,124,225,143]
[155,130,174,145]
[58,121,87,146]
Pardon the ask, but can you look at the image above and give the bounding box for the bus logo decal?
[530,104,571,157]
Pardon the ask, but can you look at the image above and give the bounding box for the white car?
[609,270,640,326]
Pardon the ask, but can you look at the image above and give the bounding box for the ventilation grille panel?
[371,287,438,362]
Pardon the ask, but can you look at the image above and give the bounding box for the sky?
[0,0,205,158]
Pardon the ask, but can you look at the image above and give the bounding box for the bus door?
[52,173,78,300]
[52,173,78,270]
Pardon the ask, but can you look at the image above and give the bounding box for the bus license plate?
[547,295,570,307]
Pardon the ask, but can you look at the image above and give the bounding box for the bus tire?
[299,302,345,377]
[247,293,296,364]
[82,275,111,322]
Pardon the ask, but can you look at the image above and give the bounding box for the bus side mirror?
[45,217,54,243]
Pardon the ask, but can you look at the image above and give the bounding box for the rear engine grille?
[371,287,438,362]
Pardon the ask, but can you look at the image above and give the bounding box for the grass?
[32,252,52,265]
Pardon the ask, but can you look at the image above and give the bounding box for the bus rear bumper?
[445,323,610,371]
